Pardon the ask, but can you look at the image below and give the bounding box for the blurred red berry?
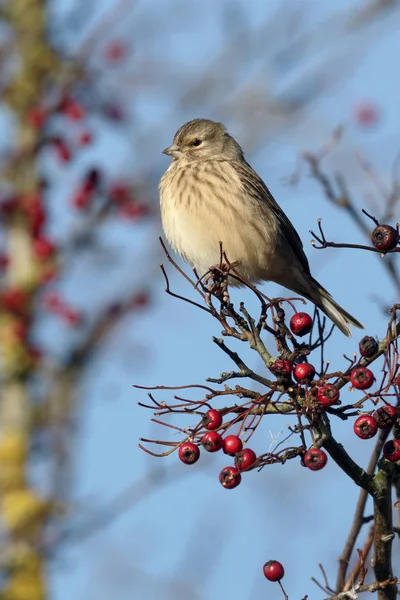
[290,312,313,337]
[354,415,378,439]
[350,367,375,390]
[178,442,200,465]
[23,193,46,236]
[223,435,243,456]
[43,291,63,312]
[53,137,71,162]
[78,131,93,146]
[12,320,29,342]
[373,405,397,429]
[1,288,29,315]
[359,336,379,357]
[0,196,18,219]
[304,448,327,471]
[316,384,340,407]
[235,448,257,471]
[219,466,241,489]
[293,363,315,383]
[263,560,285,582]
[353,101,380,127]
[72,187,92,209]
[110,183,131,204]
[62,309,82,327]
[270,359,292,377]
[132,292,149,308]
[382,439,400,462]
[27,106,47,129]
[104,41,126,62]
[63,99,85,121]
[118,202,148,220]
[371,225,398,252]
[201,431,223,453]
[0,253,9,270]
[203,409,222,431]
[33,237,56,259]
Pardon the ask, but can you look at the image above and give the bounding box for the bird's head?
[162,118,243,162]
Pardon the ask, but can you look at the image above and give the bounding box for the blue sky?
[46,1,400,598]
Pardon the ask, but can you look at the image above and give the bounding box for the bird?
[159,118,363,337]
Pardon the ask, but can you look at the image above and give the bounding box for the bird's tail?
[303,278,363,338]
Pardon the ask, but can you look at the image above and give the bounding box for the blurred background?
[0,0,399,599]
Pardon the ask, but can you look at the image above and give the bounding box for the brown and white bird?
[159,118,362,337]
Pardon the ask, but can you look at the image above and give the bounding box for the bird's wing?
[235,160,311,275]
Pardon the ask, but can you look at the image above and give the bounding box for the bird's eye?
[190,139,202,147]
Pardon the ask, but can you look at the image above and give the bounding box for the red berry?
[223,435,243,456]
[359,336,379,357]
[303,448,327,471]
[104,41,126,62]
[27,106,47,129]
[382,439,400,462]
[219,466,241,489]
[72,187,92,209]
[0,253,9,270]
[201,431,223,453]
[290,312,313,337]
[109,183,131,204]
[53,137,71,162]
[62,308,82,327]
[373,405,397,429]
[178,442,200,465]
[33,237,56,259]
[371,225,398,252]
[43,291,63,312]
[78,131,93,146]
[270,359,292,377]
[353,415,378,439]
[203,409,222,431]
[63,99,85,121]
[350,367,375,390]
[353,101,380,127]
[394,373,400,388]
[316,384,340,407]
[1,288,28,315]
[235,448,257,471]
[263,560,285,582]
[293,363,315,383]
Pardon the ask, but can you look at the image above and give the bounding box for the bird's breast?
[159,161,278,282]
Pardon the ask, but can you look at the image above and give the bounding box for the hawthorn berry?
[303,448,327,471]
[219,466,241,489]
[382,439,400,462]
[33,237,56,259]
[373,405,397,429]
[290,312,313,337]
[203,409,222,431]
[358,336,379,358]
[293,363,315,383]
[263,560,285,582]
[353,415,378,439]
[223,435,243,456]
[270,359,292,377]
[235,448,257,471]
[201,431,223,452]
[353,101,380,127]
[178,442,200,465]
[350,367,375,390]
[316,384,340,407]
[371,225,398,252]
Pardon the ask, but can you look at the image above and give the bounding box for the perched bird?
[159,118,362,337]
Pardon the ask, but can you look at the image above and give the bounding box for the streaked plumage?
[159,118,363,337]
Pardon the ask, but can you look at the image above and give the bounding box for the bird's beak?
[162,144,183,159]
